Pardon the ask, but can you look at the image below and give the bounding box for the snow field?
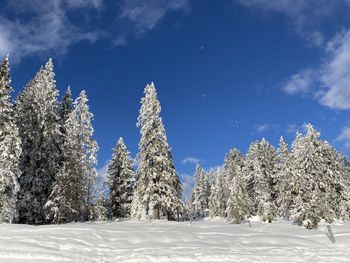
[0,219,349,262]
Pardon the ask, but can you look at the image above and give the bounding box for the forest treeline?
[0,56,349,229]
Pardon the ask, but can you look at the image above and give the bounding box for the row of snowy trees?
[0,55,184,224]
[0,54,183,224]
[2,54,348,228]
[190,125,350,229]
[0,56,98,224]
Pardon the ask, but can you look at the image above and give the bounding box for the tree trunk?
[153,205,160,220]
[327,225,336,243]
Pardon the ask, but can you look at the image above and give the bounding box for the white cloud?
[254,124,279,134]
[0,0,191,60]
[179,173,195,202]
[282,29,350,110]
[255,124,269,133]
[181,157,201,165]
[318,30,350,110]
[337,127,350,148]
[235,0,348,46]
[282,69,315,95]
[119,0,189,33]
[0,0,101,62]
[233,1,350,110]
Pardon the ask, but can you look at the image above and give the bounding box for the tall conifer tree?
[0,55,21,223]
[44,88,78,223]
[16,59,61,224]
[131,83,182,220]
[72,90,98,220]
[245,139,278,223]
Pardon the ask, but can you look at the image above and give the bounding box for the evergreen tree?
[44,87,79,223]
[285,124,350,229]
[44,163,76,224]
[222,148,251,223]
[71,90,98,220]
[107,137,135,218]
[192,164,209,218]
[16,59,61,224]
[226,169,251,224]
[275,136,292,218]
[278,136,289,164]
[208,167,225,217]
[0,55,21,223]
[89,194,108,222]
[222,148,245,216]
[335,155,350,221]
[246,139,278,222]
[131,83,182,220]
[166,150,183,220]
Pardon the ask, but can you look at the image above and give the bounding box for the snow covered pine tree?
[131,83,182,220]
[245,139,278,223]
[16,59,61,224]
[192,163,210,218]
[280,124,350,229]
[224,149,251,224]
[107,137,135,218]
[70,90,98,221]
[44,87,80,224]
[0,55,21,223]
[208,167,226,218]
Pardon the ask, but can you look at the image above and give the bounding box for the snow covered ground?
[0,219,349,262]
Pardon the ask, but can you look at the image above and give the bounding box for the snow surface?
[0,219,350,262]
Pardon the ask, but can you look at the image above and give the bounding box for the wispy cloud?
[235,0,349,46]
[282,69,315,95]
[254,124,279,134]
[181,156,201,165]
[116,0,190,44]
[318,30,350,110]
[0,0,191,61]
[282,29,350,110]
[0,0,101,62]
[235,0,350,110]
[337,127,350,148]
[254,124,269,133]
[119,0,189,33]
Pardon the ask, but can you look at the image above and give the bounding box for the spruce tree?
[0,55,21,223]
[16,59,61,224]
[71,90,98,220]
[44,163,76,224]
[89,194,108,222]
[226,170,251,224]
[246,139,278,223]
[224,149,251,223]
[131,83,182,220]
[192,164,209,218]
[275,136,291,218]
[44,87,79,223]
[208,167,225,217]
[59,87,74,126]
[107,137,135,218]
[222,148,245,216]
[285,124,350,229]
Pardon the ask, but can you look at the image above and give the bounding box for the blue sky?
[1,0,350,196]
